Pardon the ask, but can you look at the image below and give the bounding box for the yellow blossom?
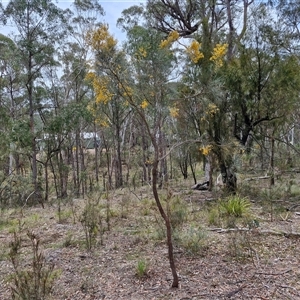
[138,47,147,58]
[85,72,113,104]
[86,25,117,52]
[140,100,149,109]
[169,107,179,118]
[98,119,110,127]
[210,43,228,67]
[200,145,212,156]
[159,31,179,48]
[186,40,204,63]
[122,86,133,98]
[206,103,219,116]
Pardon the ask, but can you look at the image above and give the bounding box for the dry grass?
[0,175,300,299]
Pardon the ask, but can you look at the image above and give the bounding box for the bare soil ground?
[0,176,300,300]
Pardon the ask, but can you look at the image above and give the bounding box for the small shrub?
[152,215,166,241]
[80,198,103,251]
[219,194,250,218]
[208,207,221,226]
[177,226,208,256]
[57,208,72,224]
[167,196,187,230]
[9,231,59,300]
[62,232,74,248]
[227,230,258,262]
[136,259,148,278]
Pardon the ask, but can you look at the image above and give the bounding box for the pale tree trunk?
[205,156,213,191]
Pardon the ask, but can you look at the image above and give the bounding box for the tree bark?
[151,144,178,288]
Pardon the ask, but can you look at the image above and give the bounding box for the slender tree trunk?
[28,56,40,204]
[270,133,275,186]
[151,141,178,288]
[44,160,49,202]
[79,142,86,197]
[114,139,123,188]
[189,151,197,185]
[93,123,99,183]
[75,131,80,197]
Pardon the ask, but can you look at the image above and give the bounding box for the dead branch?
[225,284,247,298]
[208,227,300,238]
[244,176,270,181]
[255,269,292,276]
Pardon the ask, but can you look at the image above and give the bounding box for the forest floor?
[0,174,300,300]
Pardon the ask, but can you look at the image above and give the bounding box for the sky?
[1,0,147,43]
[100,0,146,42]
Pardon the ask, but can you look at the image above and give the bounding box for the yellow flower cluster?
[138,47,147,58]
[210,43,228,67]
[169,106,179,118]
[86,72,113,104]
[207,103,219,116]
[87,102,96,114]
[200,145,212,156]
[96,119,110,128]
[140,100,149,109]
[186,40,204,63]
[122,86,133,98]
[160,31,179,48]
[86,25,117,52]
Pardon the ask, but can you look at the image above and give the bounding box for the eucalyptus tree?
[29,0,105,199]
[85,24,134,189]
[1,0,70,204]
[145,0,300,190]
[274,0,300,53]
[0,34,24,176]
[144,0,252,191]
[61,0,104,196]
[120,16,179,187]
[224,3,300,178]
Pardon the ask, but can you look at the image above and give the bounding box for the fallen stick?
[225,284,247,298]
[255,269,292,276]
[208,227,300,238]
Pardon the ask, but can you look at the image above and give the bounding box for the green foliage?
[219,194,250,218]
[11,120,32,150]
[208,206,221,227]
[62,232,75,248]
[80,197,103,250]
[208,194,251,228]
[57,208,73,224]
[9,231,59,300]
[0,174,33,208]
[227,230,258,262]
[176,225,208,256]
[167,195,187,230]
[136,258,148,278]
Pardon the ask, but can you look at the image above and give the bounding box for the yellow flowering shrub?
[160,31,179,48]
[210,43,228,67]
[186,40,204,63]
